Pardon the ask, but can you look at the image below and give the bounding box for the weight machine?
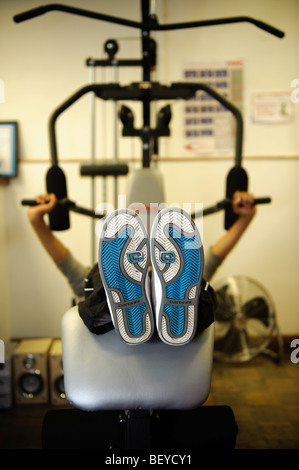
[16,1,284,450]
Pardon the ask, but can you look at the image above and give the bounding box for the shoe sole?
[150,207,204,346]
[98,209,154,345]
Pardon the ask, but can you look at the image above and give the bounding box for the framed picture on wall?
[0,121,18,178]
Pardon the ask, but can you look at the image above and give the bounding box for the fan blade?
[214,325,248,355]
[243,297,270,327]
[214,305,236,322]
[214,285,237,322]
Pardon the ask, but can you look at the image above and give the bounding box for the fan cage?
[212,275,282,363]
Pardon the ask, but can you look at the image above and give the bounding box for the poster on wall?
[182,60,243,157]
[0,122,18,178]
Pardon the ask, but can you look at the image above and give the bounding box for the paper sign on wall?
[251,92,295,124]
[182,60,243,156]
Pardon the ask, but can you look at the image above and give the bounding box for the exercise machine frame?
[16,0,283,450]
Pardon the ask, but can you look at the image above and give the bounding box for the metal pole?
[89,64,96,264]
[113,64,119,208]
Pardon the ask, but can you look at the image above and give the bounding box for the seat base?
[61,307,215,411]
[42,406,238,449]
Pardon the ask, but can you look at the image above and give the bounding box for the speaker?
[13,338,52,404]
[0,342,18,409]
[49,339,67,406]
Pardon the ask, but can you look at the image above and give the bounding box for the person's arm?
[27,193,68,263]
[211,191,256,260]
[28,193,91,299]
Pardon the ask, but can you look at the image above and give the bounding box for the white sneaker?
[150,207,204,346]
[98,209,154,345]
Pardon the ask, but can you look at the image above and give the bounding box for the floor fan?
[212,275,283,363]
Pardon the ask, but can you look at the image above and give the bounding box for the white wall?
[1,0,298,340]
[0,186,11,341]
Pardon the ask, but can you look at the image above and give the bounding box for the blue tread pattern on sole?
[164,226,201,337]
[165,227,201,300]
[164,305,185,336]
[126,303,146,335]
[101,229,142,302]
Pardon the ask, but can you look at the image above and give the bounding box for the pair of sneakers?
[98,207,204,346]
